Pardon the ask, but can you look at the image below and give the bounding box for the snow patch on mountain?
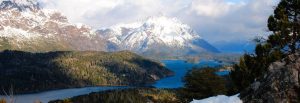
[0,9,52,38]
[1,26,36,38]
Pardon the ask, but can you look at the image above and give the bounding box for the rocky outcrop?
[241,52,300,103]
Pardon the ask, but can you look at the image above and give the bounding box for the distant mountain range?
[0,0,219,58]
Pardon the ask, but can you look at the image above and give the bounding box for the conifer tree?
[267,0,300,53]
[230,0,300,91]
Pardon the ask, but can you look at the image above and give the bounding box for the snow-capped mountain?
[0,0,106,51]
[97,16,219,56]
[0,0,219,57]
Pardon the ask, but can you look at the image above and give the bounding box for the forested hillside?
[50,88,179,103]
[0,50,173,94]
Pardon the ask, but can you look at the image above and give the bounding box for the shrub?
[180,68,227,102]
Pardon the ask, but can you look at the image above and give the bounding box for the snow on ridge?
[190,94,243,103]
[144,16,190,30]
[11,0,38,6]
[98,16,202,51]
[42,9,59,16]
[0,3,96,41]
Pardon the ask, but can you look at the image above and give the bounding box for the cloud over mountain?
[37,0,278,44]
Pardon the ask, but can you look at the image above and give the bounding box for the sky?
[38,0,279,51]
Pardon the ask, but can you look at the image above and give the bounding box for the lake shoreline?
[0,85,129,96]
[0,86,130,103]
[0,60,227,103]
[0,76,175,95]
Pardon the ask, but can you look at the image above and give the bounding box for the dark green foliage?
[60,89,146,103]
[230,44,283,91]
[50,88,180,103]
[0,50,173,94]
[230,0,299,91]
[180,68,227,102]
[267,0,300,53]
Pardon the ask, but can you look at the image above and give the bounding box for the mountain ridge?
[97,16,219,56]
[0,0,107,52]
[0,0,220,58]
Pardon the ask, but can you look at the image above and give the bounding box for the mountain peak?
[101,16,200,48]
[0,0,40,11]
[98,16,219,55]
[144,16,181,25]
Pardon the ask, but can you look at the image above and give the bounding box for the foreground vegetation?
[227,0,300,102]
[50,88,179,103]
[179,67,237,102]
[0,50,173,94]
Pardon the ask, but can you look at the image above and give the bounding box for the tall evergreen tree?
[267,0,300,53]
[230,0,300,91]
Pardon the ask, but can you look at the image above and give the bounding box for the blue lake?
[154,60,226,88]
[0,60,229,103]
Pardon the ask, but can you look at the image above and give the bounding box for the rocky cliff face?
[241,52,300,103]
